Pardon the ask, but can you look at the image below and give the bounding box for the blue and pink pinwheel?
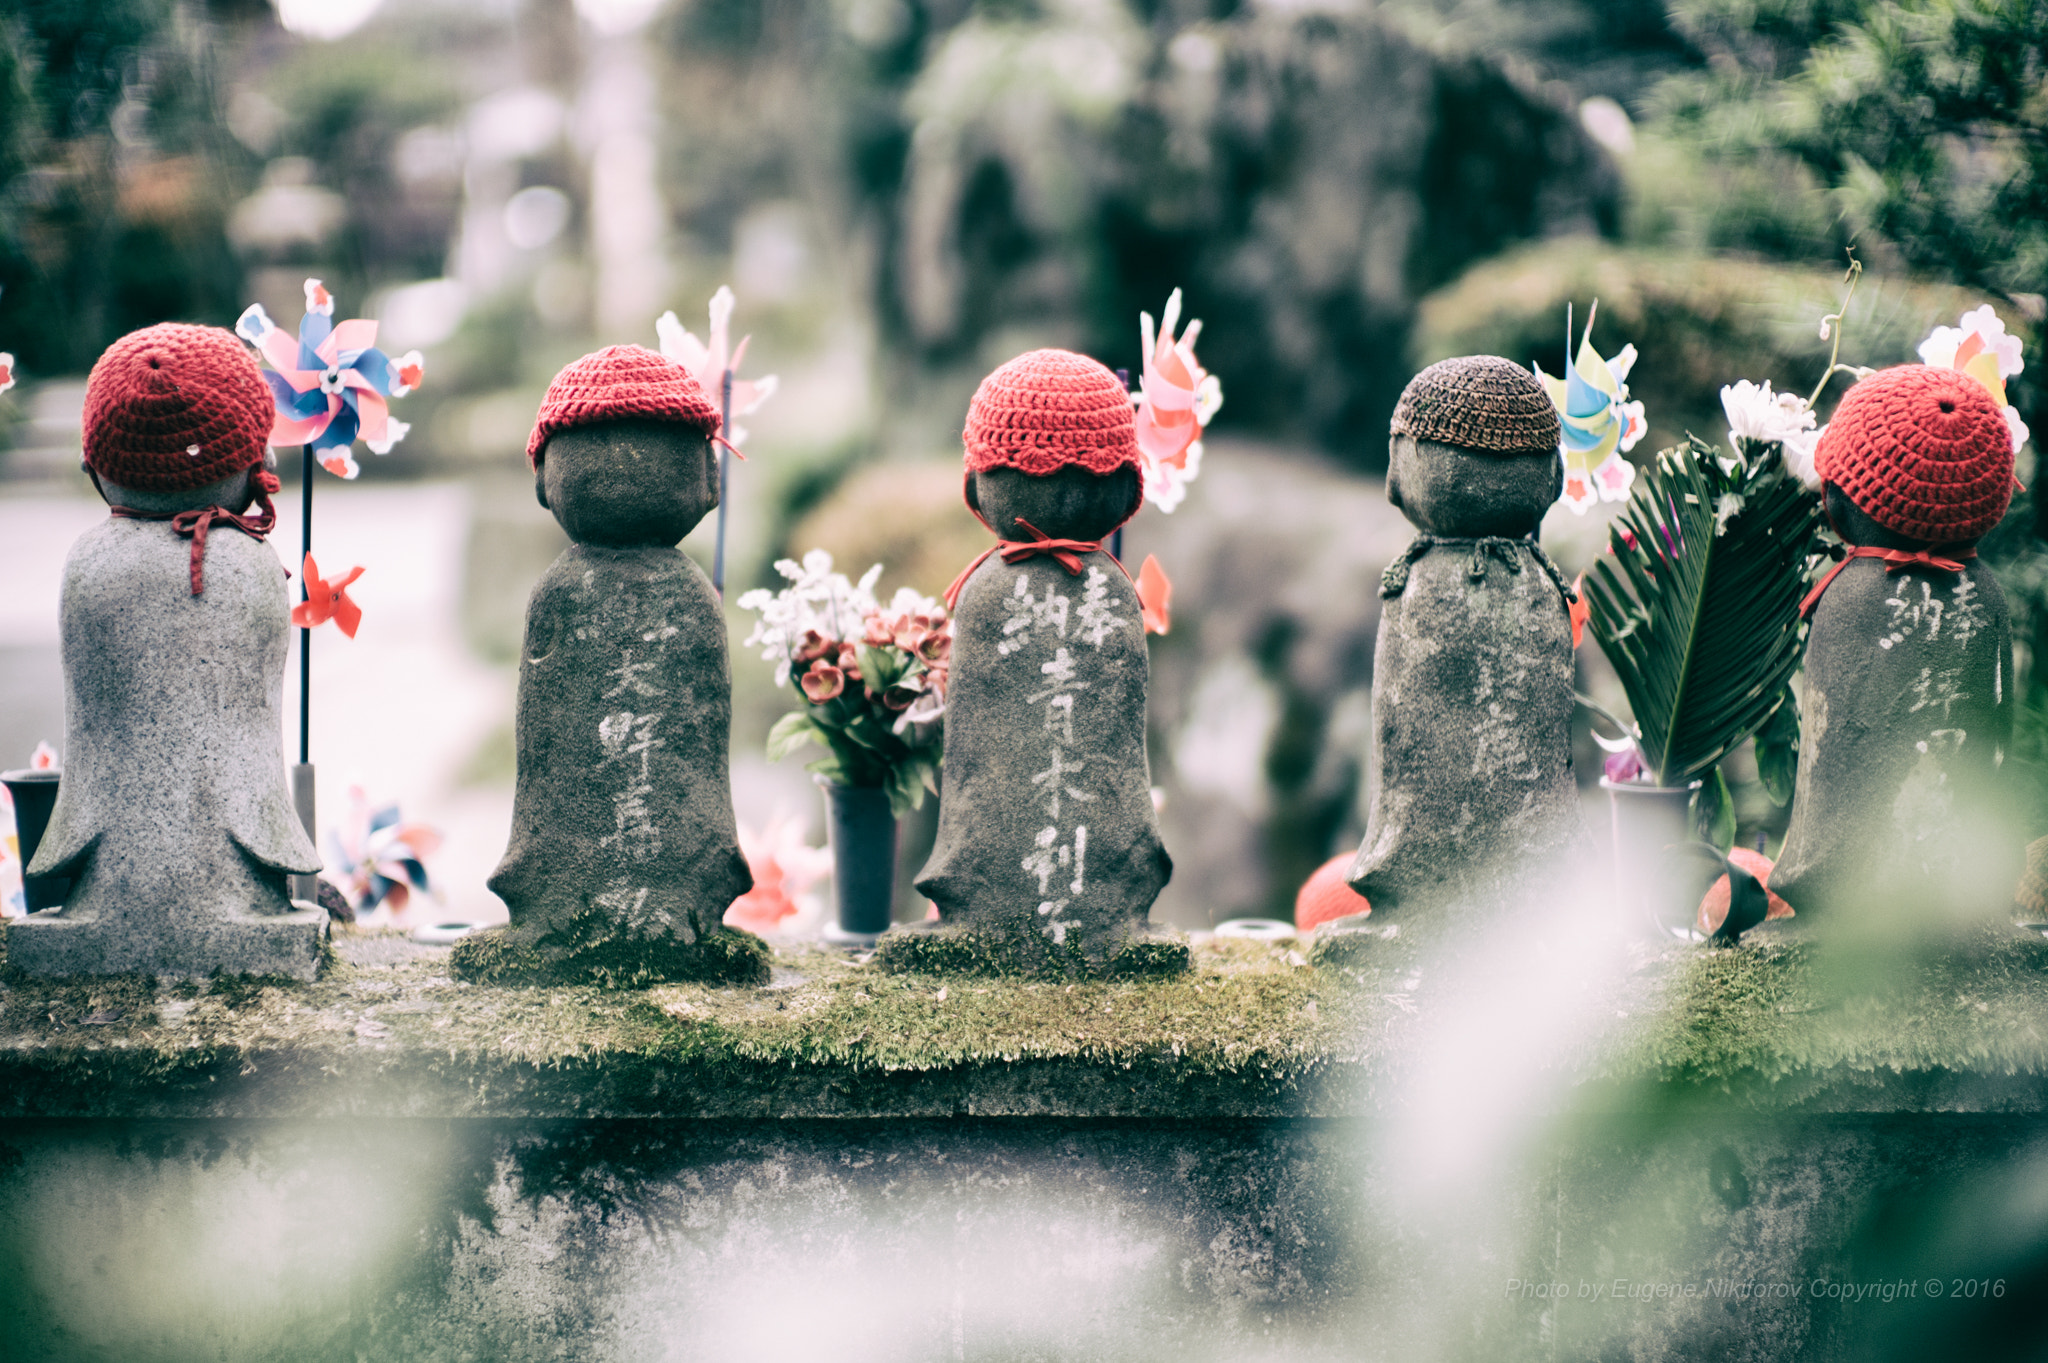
[1535,302,1646,515]
[236,279,424,479]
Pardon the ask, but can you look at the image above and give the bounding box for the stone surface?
[905,466,1174,974]
[462,420,758,986]
[1772,492,2019,922]
[11,467,325,980]
[1347,434,1586,916]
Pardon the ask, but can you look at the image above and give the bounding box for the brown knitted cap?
[1390,355,1561,454]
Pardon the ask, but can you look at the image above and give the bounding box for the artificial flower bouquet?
[738,550,950,816]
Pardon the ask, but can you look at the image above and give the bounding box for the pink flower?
[0,352,15,395]
[792,629,835,664]
[725,815,831,936]
[801,661,845,703]
[656,287,778,446]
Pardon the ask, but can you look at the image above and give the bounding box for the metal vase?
[820,779,898,941]
[1,769,69,911]
[1601,776,1709,936]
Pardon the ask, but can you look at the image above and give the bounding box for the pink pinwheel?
[236,278,424,479]
[1132,288,1223,514]
[0,352,15,396]
[657,286,778,447]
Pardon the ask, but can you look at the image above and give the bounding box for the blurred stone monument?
[888,349,1179,976]
[455,345,760,986]
[11,324,326,979]
[1343,356,1587,923]
[1773,365,2020,922]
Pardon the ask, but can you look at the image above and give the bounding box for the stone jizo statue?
[1773,364,2019,921]
[13,323,326,979]
[902,348,1175,974]
[456,344,758,985]
[1345,355,1587,920]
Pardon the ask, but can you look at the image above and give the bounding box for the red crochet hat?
[526,344,720,467]
[82,323,274,492]
[1816,364,2014,543]
[963,348,1138,476]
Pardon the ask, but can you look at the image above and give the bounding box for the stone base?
[874,922,1190,980]
[2,908,329,981]
[448,923,771,988]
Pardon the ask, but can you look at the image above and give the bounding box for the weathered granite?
[461,419,760,986]
[1346,434,1587,917]
[10,466,325,980]
[900,465,1178,977]
[1773,490,2020,924]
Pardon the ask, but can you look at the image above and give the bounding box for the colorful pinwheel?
[237,278,424,479]
[1919,304,2030,454]
[1132,288,1223,514]
[327,786,441,919]
[1137,553,1172,636]
[657,285,778,448]
[0,352,15,395]
[291,554,365,638]
[1535,302,1646,515]
[657,286,779,596]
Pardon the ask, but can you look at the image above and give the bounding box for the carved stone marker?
[890,349,1178,977]
[455,345,761,986]
[1346,355,1587,920]
[1774,365,2019,921]
[12,323,326,979]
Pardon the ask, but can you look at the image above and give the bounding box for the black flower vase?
[819,777,897,944]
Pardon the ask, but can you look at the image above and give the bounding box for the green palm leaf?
[1584,438,1821,788]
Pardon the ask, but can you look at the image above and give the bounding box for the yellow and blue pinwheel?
[1534,301,1647,514]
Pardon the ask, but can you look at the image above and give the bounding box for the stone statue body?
[914,466,1172,968]
[1772,491,2017,918]
[476,416,754,982]
[1350,432,1586,914]
[16,467,326,979]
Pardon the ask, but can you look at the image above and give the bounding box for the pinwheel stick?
[713,368,734,596]
[289,443,317,904]
[1112,368,1129,563]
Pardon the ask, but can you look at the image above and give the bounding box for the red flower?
[291,553,365,638]
[801,661,845,703]
[836,643,862,682]
[914,630,952,665]
[881,680,924,711]
[793,629,834,664]
[862,614,898,648]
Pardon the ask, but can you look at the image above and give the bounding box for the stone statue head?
[1386,355,1564,538]
[527,345,724,549]
[968,465,1142,543]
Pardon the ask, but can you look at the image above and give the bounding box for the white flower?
[2008,406,2032,454]
[737,549,922,686]
[892,687,946,734]
[1782,424,1823,492]
[1720,379,1817,451]
[1917,305,2024,378]
[1712,492,1746,535]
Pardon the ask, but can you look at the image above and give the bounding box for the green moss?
[874,923,1190,981]
[450,922,771,988]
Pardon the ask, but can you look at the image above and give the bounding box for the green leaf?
[1585,439,1821,787]
[1693,765,1737,852]
[1753,688,1800,806]
[765,710,820,762]
[886,759,928,817]
[858,644,904,691]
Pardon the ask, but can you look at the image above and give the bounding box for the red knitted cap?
[963,348,1138,476]
[526,344,720,467]
[1817,365,2014,543]
[82,324,274,492]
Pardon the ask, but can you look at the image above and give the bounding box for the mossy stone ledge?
[3,921,2048,1119]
